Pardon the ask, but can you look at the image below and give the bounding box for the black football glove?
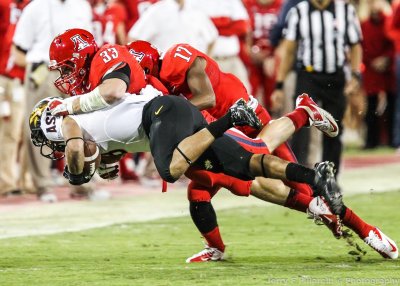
[63,165,91,185]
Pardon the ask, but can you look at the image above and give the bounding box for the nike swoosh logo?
[155,105,163,115]
[389,241,397,253]
[327,118,338,132]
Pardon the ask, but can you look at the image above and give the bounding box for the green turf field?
[0,191,399,286]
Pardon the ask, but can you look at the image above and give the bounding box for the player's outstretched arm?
[72,77,128,114]
[61,117,85,175]
[187,57,216,110]
[50,63,129,116]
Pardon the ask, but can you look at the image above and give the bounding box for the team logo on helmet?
[129,50,145,63]
[71,34,90,52]
[29,103,47,128]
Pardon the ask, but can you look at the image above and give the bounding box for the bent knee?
[168,160,188,182]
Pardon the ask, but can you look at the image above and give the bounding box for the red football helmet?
[126,40,160,77]
[49,28,98,95]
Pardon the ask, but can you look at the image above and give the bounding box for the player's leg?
[272,142,314,196]
[186,179,225,263]
[185,167,342,262]
[206,133,341,214]
[257,94,339,152]
[338,205,397,259]
[142,96,261,182]
[170,98,260,180]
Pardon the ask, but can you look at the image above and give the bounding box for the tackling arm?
[70,77,128,114]
[187,57,216,110]
[51,62,130,116]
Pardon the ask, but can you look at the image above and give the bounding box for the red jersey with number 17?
[160,43,250,119]
[89,43,147,93]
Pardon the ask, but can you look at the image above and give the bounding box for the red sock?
[341,207,373,238]
[286,109,309,131]
[203,227,225,252]
[284,189,313,213]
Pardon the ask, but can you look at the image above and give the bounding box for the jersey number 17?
[174,46,192,63]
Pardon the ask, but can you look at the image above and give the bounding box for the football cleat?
[312,161,344,215]
[295,93,339,137]
[186,246,225,263]
[307,196,343,238]
[229,98,262,130]
[363,227,398,259]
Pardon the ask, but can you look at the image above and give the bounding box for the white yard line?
[0,163,399,239]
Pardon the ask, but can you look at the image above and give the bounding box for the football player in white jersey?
[29,94,342,207]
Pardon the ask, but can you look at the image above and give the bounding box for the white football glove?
[97,162,119,180]
[48,98,74,117]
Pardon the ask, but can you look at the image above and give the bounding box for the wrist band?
[351,71,362,82]
[65,137,84,145]
[275,81,284,90]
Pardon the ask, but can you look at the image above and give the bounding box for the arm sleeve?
[102,62,131,88]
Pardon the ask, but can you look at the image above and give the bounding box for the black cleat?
[312,161,344,215]
[228,98,262,129]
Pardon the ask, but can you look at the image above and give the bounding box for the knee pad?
[189,201,217,234]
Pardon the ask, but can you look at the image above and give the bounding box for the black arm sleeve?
[14,44,28,54]
[102,62,131,90]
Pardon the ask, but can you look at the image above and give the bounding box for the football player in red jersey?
[46,28,168,181]
[127,40,398,262]
[47,28,168,115]
[243,0,282,109]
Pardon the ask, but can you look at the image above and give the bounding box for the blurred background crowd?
[0,0,398,202]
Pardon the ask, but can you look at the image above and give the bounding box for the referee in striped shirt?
[272,0,362,176]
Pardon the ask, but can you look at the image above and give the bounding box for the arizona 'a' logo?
[71,35,90,51]
[129,50,145,63]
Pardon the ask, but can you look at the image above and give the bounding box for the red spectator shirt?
[361,15,395,94]
[160,43,250,119]
[243,0,282,54]
[93,1,127,45]
[0,0,27,80]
